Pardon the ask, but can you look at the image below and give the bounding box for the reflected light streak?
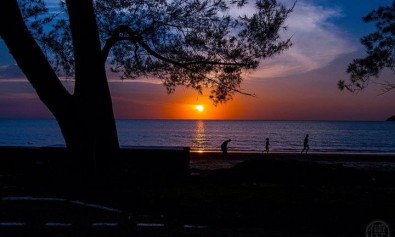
[192,120,207,152]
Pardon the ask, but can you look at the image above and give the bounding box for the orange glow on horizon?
[156,88,250,120]
[111,84,256,119]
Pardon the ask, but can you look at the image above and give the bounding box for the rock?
[386,115,395,121]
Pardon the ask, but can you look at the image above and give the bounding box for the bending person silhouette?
[301,134,309,154]
[263,138,270,154]
[221,139,232,157]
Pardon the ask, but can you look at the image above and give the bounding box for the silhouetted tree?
[339,2,395,93]
[0,0,292,172]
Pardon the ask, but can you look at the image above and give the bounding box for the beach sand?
[190,150,395,171]
[1,149,395,236]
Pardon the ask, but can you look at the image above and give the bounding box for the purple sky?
[0,0,394,120]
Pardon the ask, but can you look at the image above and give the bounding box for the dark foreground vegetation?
[1,148,395,236]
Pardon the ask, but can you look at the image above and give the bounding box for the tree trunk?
[0,0,120,174]
[66,0,120,173]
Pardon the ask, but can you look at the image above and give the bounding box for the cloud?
[2,1,356,83]
[0,92,37,100]
[249,1,357,79]
[0,64,25,79]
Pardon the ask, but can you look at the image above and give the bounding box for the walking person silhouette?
[221,139,231,157]
[301,134,309,154]
[263,138,270,154]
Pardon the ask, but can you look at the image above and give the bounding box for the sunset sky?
[0,0,394,120]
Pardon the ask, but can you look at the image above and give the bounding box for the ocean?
[0,119,395,153]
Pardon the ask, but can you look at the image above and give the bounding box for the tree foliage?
[339,2,395,93]
[0,0,294,169]
[19,0,293,104]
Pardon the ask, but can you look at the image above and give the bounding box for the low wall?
[0,146,190,179]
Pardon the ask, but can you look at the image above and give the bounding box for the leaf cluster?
[339,2,395,94]
[19,0,293,104]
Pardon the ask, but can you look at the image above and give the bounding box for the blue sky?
[0,0,394,120]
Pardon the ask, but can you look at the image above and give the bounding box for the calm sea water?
[0,119,395,153]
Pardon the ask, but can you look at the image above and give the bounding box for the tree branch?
[66,0,107,88]
[190,71,256,98]
[101,25,254,96]
[0,0,72,117]
[102,25,249,68]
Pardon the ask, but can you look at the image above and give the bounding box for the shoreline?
[190,150,395,171]
[191,150,395,158]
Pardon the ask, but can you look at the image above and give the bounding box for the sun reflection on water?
[193,120,206,151]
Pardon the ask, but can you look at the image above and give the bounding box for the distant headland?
[387,115,395,121]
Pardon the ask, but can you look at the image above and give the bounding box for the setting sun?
[196,105,204,112]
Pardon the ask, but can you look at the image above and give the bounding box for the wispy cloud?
[0,92,38,100]
[0,63,163,85]
[0,64,24,79]
[2,1,356,83]
[249,0,357,78]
